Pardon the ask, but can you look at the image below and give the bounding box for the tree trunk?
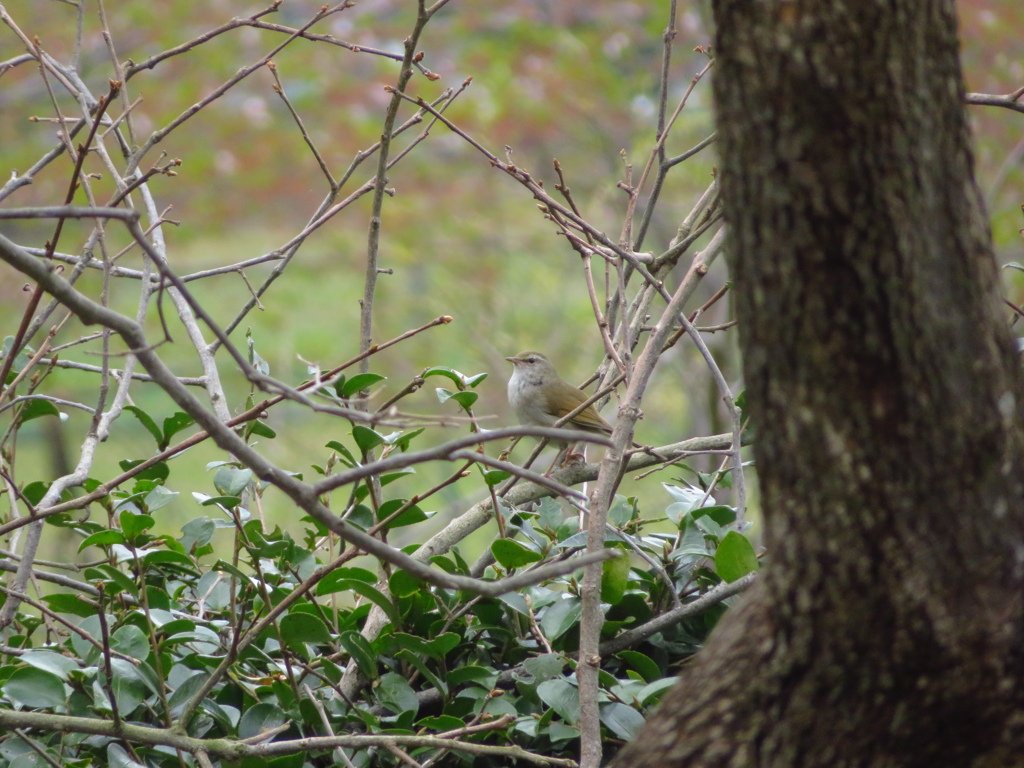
[612,1,1024,766]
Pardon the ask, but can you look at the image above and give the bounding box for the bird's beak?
[505,356,517,364]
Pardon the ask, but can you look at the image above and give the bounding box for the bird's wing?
[546,385,612,433]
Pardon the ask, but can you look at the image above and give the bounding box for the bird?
[505,351,612,469]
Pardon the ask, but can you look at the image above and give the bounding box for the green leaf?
[522,653,567,683]
[352,425,385,454]
[108,658,147,714]
[672,522,713,558]
[18,398,62,423]
[141,550,201,574]
[734,389,749,420]
[167,671,210,714]
[547,720,580,744]
[19,650,80,680]
[498,591,529,615]
[425,633,460,658]
[636,677,680,706]
[22,480,51,506]
[601,549,631,604]
[79,529,127,552]
[608,496,635,528]
[213,466,252,497]
[107,743,146,768]
[111,625,151,660]
[377,498,431,530]
[422,367,487,389]
[162,412,195,449]
[352,468,416,502]
[389,427,425,452]
[422,367,467,388]
[491,538,544,569]
[85,565,138,597]
[341,373,386,398]
[326,440,360,468]
[537,678,579,723]
[41,593,96,618]
[600,701,646,740]
[416,714,466,731]
[448,391,478,409]
[384,633,433,657]
[375,672,419,715]
[537,498,566,529]
[616,650,661,683]
[395,649,447,697]
[2,667,65,708]
[540,597,581,641]
[125,406,163,448]
[94,568,143,599]
[445,665,497,688]
[389,570,422,599]
[715,530,759,582]
[280,613,332,649]
[340,631,378,680]
[246,329,270,376]
[482,469,511,486]
[120,512,154,540]
[117,460,170,483]
[180,517,216,552]
[316,579,398,624]
[248,420,277,439]
[144,485,178,512]
[201,495,243,510]
[665,483,711,524]
[1,336,33,382]
[693,505,737,527]
[318,566,377,584]
[239,702,287,740]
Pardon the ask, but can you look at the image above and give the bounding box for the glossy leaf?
[19,650,79,680]
[540,597,581,641]
[352,425,385,454]
[375,672,419,715]
[537,678,579,723]
[600,701,646,740]
[280,613,332,649]
[239,702,287,740]
[715,530,760,582]
[125,406,163,448]
[248,420,277,439]
[213,466,252,497]
[340,372,386,398]
[317,579,398,624]
[117,460,170,483]
[145,485,178,512]
[617,650,660,683]
[601,549,631,604]
[120,512,154,540]
[18,397,62,423]
[491,538,544,569]
[2,667,65,708]
[326,440,360,467]
[162,412,195,448]
[340,631,378,680]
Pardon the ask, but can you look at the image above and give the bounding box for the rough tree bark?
[612,1,1024,766]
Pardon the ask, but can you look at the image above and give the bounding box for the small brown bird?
[506,351,612,467]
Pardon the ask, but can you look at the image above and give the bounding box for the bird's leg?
[563,441,586,466]
[543,444,570,475]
